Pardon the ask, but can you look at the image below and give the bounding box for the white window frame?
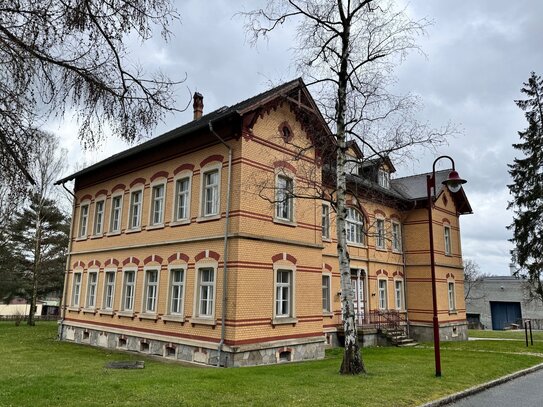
[85,270,99,309]
[128,187,144,230]
[93,198,106,236]
[149,181,166,227]
[109,193,124,234]
[142,268,159,314]
[173,173,192,224]
[376,218,386,250]
[194,267,216,319]
[199,165,221,218]
[394,279,404,310]
[121,269,137,312]
[378,168,390,189]
[392,220,402,252]
[102,269,116,310]
[78,201,90,238]
[444,225,452,256]
[322,203,330,240]
[71,271,83,306]
[275,174,294,222]
[272,265,297,324]
[322,274,332,313]
[346,207,364,245]
[167,267,186,316]
[448,281,456,311]
[378,279,388,310]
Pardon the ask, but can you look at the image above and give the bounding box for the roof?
[56,78,306,185]
[392,170,472,214]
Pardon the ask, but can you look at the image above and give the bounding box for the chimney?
[509,263,516,276]
[193,92,203,120]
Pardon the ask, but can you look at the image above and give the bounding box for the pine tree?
[10,194,69,325]
[507,72,543,301]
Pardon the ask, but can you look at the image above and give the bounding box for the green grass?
[1,323,542,407]
[469,328,543,341]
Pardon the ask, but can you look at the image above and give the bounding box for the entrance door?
[351,271,366,325]
[490,301,522,330]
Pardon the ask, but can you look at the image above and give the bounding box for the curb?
[419,362,543,407]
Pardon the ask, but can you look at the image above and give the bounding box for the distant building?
[465,267,543,330]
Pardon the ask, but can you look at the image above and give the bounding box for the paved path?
[445,368,543,407]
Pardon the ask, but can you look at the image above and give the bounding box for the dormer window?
[378,168,390,189]
[346,158,362,176]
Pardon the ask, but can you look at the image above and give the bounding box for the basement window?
[279,350,292,363]
[140,341,150,353]
[118,338,127,348]
[165,346,176,358]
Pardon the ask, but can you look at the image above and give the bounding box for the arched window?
[346,208,364,244]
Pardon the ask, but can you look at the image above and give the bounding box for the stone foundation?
[58,322,325,367]
[409,322,468,343]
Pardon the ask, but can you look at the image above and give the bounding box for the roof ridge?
[392,168,452,181]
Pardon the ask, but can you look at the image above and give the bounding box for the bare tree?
[0,0,183,201]
[243,0,449,374]
[463,259,486,301]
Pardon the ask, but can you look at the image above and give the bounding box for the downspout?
[59,182,76,340]
[209,121,232,367]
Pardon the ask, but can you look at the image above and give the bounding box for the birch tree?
[244,0,448,374]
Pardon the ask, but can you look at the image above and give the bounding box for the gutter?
[208,121,232,367]
[59,182,76,341]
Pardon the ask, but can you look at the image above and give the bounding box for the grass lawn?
[469,328,543,341]
[1,323,543,407]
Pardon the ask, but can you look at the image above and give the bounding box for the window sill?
[196,214,221,223]
[139,313,158,321]
[67,306,80,312]
[107,231,121,237]
[162,315,185,323]
[323,311,334,317]
[375,247,387,252]
[99,310,115,316]
[347,242,367,249]
[125,228,142,234]
[449,309,458,315]
[117,311,135,318]
[90,234,104,240]
[75,236,88,242]
[392,249,402,254]
[273,218,297,227]
[189,317,216,326]
[170,219,191,227]
[81,308,97,314]
[322,237,332,243]
[272,317,298,326]
[146,224,164,231]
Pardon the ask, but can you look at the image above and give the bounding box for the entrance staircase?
[380,327,418,347]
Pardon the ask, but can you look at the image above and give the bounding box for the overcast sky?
[47,0,543,276]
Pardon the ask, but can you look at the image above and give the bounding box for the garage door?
[490,301,522,330]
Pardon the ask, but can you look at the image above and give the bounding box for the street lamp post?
[426,156,466,377]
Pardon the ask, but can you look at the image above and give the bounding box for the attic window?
[378,169,390,189]
[278,122,293,143]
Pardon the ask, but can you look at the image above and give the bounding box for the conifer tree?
[507,72,543,301]
[10,194,69,325]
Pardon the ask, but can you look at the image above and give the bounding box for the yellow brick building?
[56,79,472,366]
